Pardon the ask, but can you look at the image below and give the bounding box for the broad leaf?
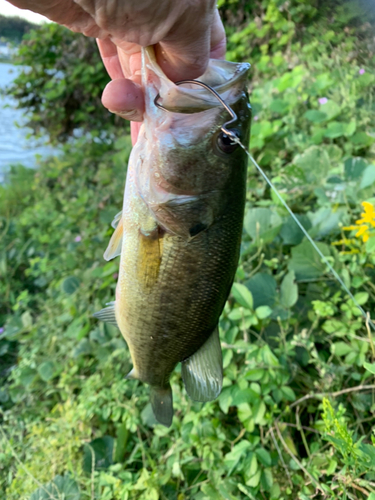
[288,240,331,280]
[30,475,80,500]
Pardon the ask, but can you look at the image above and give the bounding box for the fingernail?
[108,109,138,118]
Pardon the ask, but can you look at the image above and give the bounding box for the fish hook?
[154,80,238,139]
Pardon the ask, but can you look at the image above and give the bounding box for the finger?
[101,78,144,121]
[117,48,143,86]
[156,7,214,81]
[131,122,142,145]
[96,38,124,80]
[210,9,226,59]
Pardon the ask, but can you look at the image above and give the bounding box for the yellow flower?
[343,201,375,243]
[356,201,375,227]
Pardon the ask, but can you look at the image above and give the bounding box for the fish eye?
[216,129,240,154]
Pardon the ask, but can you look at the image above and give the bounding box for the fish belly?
[115,177,244,389]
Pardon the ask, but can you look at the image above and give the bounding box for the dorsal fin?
[181,326,223,402]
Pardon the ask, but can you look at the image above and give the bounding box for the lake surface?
[0,62,57,183]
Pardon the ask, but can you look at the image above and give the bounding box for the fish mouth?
[142,47,250,115]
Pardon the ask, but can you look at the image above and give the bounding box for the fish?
[94,47,251,427]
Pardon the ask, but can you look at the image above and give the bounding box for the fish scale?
[94,47,251,426]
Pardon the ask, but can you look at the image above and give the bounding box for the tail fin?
[150,385,173,427]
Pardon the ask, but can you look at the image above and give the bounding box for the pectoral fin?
[104,217,123,261]
[93,301,118,327]
[111,211,122,229]
[181,326,223,402]
[152,196,214,240]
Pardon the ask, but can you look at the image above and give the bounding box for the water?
[0,62,57,183]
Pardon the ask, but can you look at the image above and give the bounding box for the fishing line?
[154,80,375,331]
[231,136,375,333]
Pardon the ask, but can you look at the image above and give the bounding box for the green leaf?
[303,110,327,123]
[332,342,353,356]
[247,468,261,488]
[19,367,37,387]
[280,214,312,245]
[344,121,356,137]
[326,459,337,475]
[37,361,55,382]
[324,121,345,138]
[245,369,264,381]
[319,100,340,120]
[280,271,298,309]
[224,440,251,472]
[309,207,345,238]
[83,436,114,473]
[350,132,375,147]
[244,208,282,243]
[364,362,375,375]
[114,423,129,462]
[293,146,330,184]
[366,236,375,253]
[72,339,92,357]
[255,305,272,320]
[237,483,257,499]
[353,292,369,305]
[326,145,343,162]
[61,276,80,294]
[269,99,289,114]
[360,165,375,189]
[219,387,233,414]
[245,273,277,309]
[255,448,272,466]
[30,475,80,500]
[3,316,23,340]
[261,469,273,491]
[232,388,260,406]
[223,348,233,369]
[244,452,258,482]
[344,157,368,180]
[270,483,282,499]
[288,240,331,280]
[231,283,253,309]
[281,386,296,401]
[253,400,266,424]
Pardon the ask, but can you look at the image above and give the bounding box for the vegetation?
[1,0,375,498]
[6,23,119,143]
[0,14,37,43]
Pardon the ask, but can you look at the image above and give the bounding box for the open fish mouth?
[143,46,250,114]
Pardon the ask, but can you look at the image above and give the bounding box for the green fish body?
[95,48,251,426]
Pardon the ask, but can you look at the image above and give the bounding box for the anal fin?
[104,216,123,261]
[150,385,173,427]
[93,301,118,327]
[181,326,223,402]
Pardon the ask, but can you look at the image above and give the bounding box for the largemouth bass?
[94,47,251,426]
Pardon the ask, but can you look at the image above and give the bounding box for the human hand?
[97,4,226,144]
[7,0,226,143]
